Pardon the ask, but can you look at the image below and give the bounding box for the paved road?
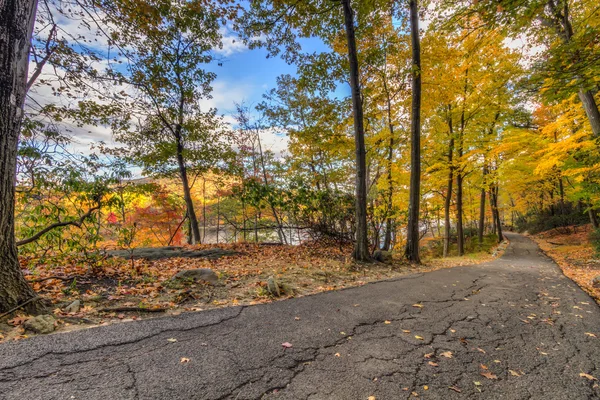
[1,233,599,400]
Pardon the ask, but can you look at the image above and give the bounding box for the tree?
[104,0,226,245]
[405,0,422,263]
[238,0,374,261]
[450,0,600,136]
[0,0,42,313]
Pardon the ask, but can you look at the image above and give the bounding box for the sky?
[27,10,331,161]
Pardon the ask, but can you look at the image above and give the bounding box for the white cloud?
[215,27,247,57]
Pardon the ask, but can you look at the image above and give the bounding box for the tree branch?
[17,205,101,247]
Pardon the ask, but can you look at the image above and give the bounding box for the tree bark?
[478,160,490,244]
[0,0,43,314]
[443,109,454,258]
[405,0,422,263]
[578,89,600,137]
[342,0,370,262]
[174,129,201,244]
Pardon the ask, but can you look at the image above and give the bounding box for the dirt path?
[1,233,599,399]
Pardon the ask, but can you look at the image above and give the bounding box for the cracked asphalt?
[1,233,600,400]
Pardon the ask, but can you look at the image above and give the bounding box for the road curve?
[1,233,599,399]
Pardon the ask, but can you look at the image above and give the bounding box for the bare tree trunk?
[578,90,600,137]
[202,177,207,243]
[443,112,454,258]
[456,171,464,256]
[478,187,486,244]
[0,0,43,314]
[490,185,503,243]
[175,133,201,244]
[342,0,370,262]
[405,0,421,263]
[478,164,488,244]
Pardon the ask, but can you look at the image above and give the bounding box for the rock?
[23,315,56,334]
[266,276,294,297]
[374,250,393,264]
[171,268,219,285]
[108,247,237,261]
[65,300,81,313]
[592,276,600,288]
[267,276,281,297]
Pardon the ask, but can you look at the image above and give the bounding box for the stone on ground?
[23,315,56,334]
[171,268,219,284]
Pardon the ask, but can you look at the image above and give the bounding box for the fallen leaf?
[282,342,293,348]
[509,370,522,377]
[415,335,424,340]
[167,338,177,343]
[368,397,376,400]
[440,351,453,358]
[180,357,190,363]
[412,304,424,308]
[294,317,301,321]
[448,386,462,393]
[423,385,429,390]
[428,361,439,367]
[424,352,434,359]
[480,364,488,370]
[493,360,501,363]
[481,371,498,380]
[477,348,486,354]
[580,372,598,381]
[334,353,341,357]
[402,329,411,333]
[450,329,456,333]
[384,320,391,324]
[585,332,597,338]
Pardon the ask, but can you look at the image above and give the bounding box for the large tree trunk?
[175,132,201,244]
[578,90,600,137]
[405,0,422,263]
[0,0,42,314]
[342,0,370,262]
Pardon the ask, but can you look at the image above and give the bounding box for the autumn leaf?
[448,386,461,393]
[509,370,522,376]
[440,351,453,358]
[580,372,598,381]
[180,357,190,363]
[428,361,439,367]
[584,332,597,338]
[412,304,424,308]
[167,338,177,343]
[281,342,293,348]
[384,320,391,324]
[477,348,486,354]
[424,352,434,359]
[481,371,498,380]
[415,335,424,340]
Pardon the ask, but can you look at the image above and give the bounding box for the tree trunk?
[342,0,370,262]
[589,205,599,229]
[404,0,422,263]
[0,0,43,314]
[578,90,600,137]
[456,171,464,256]
[175,132,201,244]
[490,185,503,243]
[443,112,454,258]
[478,164,488,244]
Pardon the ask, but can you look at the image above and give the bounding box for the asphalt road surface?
[1,233,599,399]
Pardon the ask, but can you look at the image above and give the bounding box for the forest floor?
[531,223,600,303]
[0,236,505,342]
